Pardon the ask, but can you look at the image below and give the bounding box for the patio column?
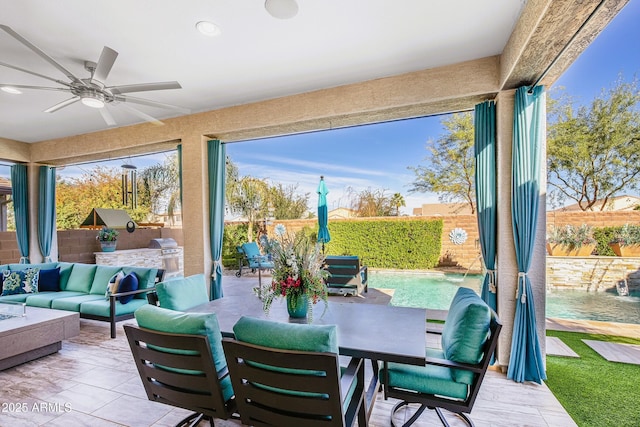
[180,133,213,282]
[495,89,547,370]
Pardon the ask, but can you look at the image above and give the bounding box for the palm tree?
[391,192,406,216]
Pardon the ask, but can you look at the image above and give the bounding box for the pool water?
[369,271,640,325]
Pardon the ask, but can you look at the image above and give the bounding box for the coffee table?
[0,303,80,370]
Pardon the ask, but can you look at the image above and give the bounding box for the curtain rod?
[528,0,607,93]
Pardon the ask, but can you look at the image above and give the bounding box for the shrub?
[547,224,596,248]
[611,224,640,246]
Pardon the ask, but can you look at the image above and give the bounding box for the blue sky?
[7,1,637,215]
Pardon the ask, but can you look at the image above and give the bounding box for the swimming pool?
[369,270,640,325]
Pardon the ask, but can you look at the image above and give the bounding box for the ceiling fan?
[0,24,189,126]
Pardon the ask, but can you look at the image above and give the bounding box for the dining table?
[187,294,428,421]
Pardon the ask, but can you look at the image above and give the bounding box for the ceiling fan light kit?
[1,86,22,94]
[265,0,299,19]
[0,24,187,125]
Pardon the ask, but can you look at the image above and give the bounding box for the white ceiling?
[0,0,526,143]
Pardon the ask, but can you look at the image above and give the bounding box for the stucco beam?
[500,0,629,90]
[30,55,499,162]
[0,137,30,163]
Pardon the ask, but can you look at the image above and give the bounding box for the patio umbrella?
[317,176,330,253]
[507,86,546,384]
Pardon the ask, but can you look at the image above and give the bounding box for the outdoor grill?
[149,238,181,278]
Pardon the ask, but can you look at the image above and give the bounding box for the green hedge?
[324,219,443,269]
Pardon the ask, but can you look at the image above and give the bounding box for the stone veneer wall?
[547,256,640,292]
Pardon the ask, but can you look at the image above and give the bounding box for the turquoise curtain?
[11,164,30,263]
[507,86,547,384]
[474,100,497,312]
[38,166,56,262]
[177,143,183,211]
[208,139,226,300]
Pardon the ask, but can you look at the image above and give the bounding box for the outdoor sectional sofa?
[0,262,163,338]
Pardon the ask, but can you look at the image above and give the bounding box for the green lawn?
[545,331,640,427]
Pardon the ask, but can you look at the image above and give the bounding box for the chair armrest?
[340,357,364,402]
[111,286,157,299]
[359,265,368,284]
[426,322,444,335]
[424,355,484,374]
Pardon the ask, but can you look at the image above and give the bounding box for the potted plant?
[96,226,119,252]
[256,224,329,320]
[609,224,640,256]
[546,224,596,256]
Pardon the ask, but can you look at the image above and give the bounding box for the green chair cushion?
[79,298,147,317]
[233,316,338,354]
[51,294,105,311]
[134,305,233,401]
[89,266,123,295]
[441,287,491,384]
[25,291,86,308]
[64,263,97,293]
[380,348,469,401]
[156,274,209,311]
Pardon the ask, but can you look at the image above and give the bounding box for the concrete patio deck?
[0,274,582,426]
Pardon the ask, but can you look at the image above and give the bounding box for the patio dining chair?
[125,305,237,426]
[380,287,502,427]
[222,316,367,426]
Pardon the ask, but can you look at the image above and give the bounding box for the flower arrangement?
[257,224,329,320]
[96,226,119,242]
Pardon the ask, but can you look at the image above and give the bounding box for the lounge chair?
[324,255,368,296]
[380,287,502,427]
[235,242,274,278]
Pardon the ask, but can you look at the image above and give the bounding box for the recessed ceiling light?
[265,0,299,19]
[1,86,22,94]
[196,21,221,37]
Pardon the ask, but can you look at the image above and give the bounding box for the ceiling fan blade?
[0,84,70,92]
[118,103,164,126]
[109,81,182,95]
[0,25,89,87]
[114,94,190,114]
[99,106,117,126]
[44,97,80,113]
[0,61,71,87]
[92,46,118,84]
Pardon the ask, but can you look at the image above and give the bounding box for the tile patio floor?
[0,274,590,426]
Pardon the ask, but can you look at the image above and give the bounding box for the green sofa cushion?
[0,293,29,303]
[441,287,491,384]
[233,316,338,354]
[64,264,97,293]
[380,348,469,401]
[134,305,233,401]
[89,266,123,295]
[8,262,59,272]
[122,267,158,290]
[57,262,75,290]
[51,294,105,311]
[79,297,147,317]
[156,274,209,311]
[25,291,86,308]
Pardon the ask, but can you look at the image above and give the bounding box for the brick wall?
[0,228,184,264]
